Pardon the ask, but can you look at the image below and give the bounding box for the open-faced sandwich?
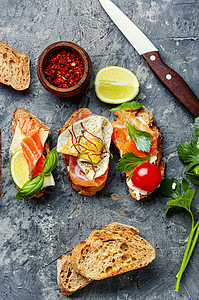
[57,108,113,196]
[10,109,57,199]
[110,102,166,200]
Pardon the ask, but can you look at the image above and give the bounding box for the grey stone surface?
[0,0,199,299]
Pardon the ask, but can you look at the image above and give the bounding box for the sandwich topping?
[10,115,56,197]
[111,105,162,199]
[57,115,113,180]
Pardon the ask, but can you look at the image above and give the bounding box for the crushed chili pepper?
[43,48,84,88]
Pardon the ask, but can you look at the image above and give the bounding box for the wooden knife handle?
[142,51,199,118]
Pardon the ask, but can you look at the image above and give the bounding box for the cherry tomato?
[131,162,162,191]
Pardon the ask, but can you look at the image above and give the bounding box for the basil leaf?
[123,118,152,152]
[194,117,199,140]
[109,101,143,112]
[160,178,181,198]
[177,140,199,164]
[15,174,44,199]
[116,151,152,173]
[43,148,59,175]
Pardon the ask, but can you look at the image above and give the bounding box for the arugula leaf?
[194,117,199,140]
[116,151,152,180]
[160,178,181,198]
[15,174,44,199]
[43,148,59,175]
[177,139,199,164]
[197,205,199,214]
[123,118,152,152]
[109,101,143,112]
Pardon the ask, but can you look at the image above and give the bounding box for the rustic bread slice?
[57,255,91,296]
[0,41,30,90]
[71,228,155,280]
[57,223,140,295]
[11,109,51,198]
[58,108,108,196]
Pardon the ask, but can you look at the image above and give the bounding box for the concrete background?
[0,0,199,299]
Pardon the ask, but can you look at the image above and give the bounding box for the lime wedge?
[94,66,139,104]
[10,150,29,188]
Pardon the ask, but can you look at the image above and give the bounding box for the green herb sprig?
[116,150,152,180]
[177,117,199,185]
[16,148,58,199]
[109,101,143,112]
[123,118,153,152]
[160,178,199,292]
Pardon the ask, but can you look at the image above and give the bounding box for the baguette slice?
[111,106,166,200]
[57,255,91,296]
[57,223,139,295]
[72,225,155,281]
[0,41,30,90]
[11,109,51,198]
[58,108,108,196]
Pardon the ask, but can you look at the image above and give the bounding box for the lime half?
[94,66,139,104]
[10,150,29,188]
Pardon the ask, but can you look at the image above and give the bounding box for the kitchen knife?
[99,0,199,118]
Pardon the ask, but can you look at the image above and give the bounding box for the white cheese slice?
[42,173,55,188]
[10,123,49,155]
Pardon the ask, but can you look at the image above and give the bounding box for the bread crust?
[58,108,108,196]
[57,255,91,296]
[11,109,51,198]
[0,41,30,90]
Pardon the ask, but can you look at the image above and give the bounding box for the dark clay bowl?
[37,41,92,97]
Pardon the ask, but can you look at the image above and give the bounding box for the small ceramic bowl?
[37,41,92,97]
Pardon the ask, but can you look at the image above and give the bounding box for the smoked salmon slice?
[111,110,158,158]
[19,117,41,136]
[21,131,44,174]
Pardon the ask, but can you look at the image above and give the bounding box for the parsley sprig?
[177,117,199,185]
[116,151,152,180]
[160,178,199,292]
[109,101,143,112]
[123,118,153,152]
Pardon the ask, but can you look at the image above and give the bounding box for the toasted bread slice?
[71,226,155,281]
[111,106,166,200]
[0,41,30,90]
[58,108,109,196]
[57,255,91,296]
[11,109,51,198]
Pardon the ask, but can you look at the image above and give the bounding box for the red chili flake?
[43,48,84,88]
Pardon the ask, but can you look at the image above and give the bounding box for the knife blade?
[99,0,199,118]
